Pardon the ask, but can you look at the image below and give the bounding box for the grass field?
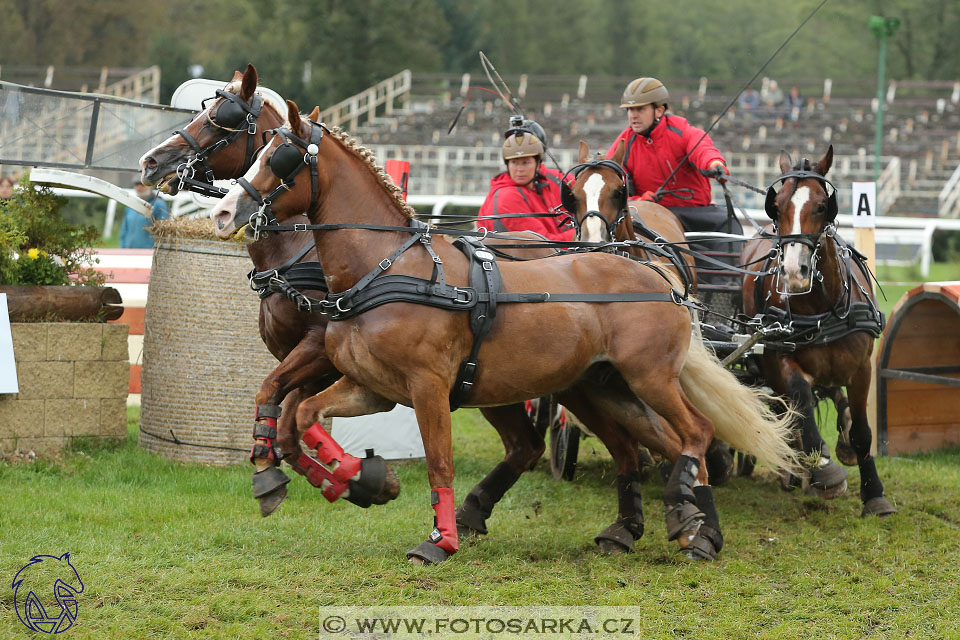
[2,407,959,639]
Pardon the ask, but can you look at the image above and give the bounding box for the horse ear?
[611,139,626,166]
[286,100,302,136]
[307,106,320,122]
[778,150,792,174]
[817,144,834,176]
[560,180,578,214]
[578,141,589,164]
[231,70,243,82]
[240,64,258,101]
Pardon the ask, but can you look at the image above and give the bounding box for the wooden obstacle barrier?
[877,281,960,455]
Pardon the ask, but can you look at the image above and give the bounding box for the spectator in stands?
[785,85,804,122]
[120,181,169,248]
[762,79,784,107]
[0,176,14,200]
[738,88,760,113]
[606,77,728,209]
[477,127,573,241]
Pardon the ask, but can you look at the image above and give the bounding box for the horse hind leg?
[455,403,545,539]
[847,365,897,517]
[557,390,645,555]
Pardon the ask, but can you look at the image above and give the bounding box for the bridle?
[560,158,630,241]
[235,120,325,240]
[763,161,838,296]
[173,89,265,197]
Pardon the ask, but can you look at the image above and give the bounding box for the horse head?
[211,100,323,239]
[764,145,837,294]
[561,140,630,243]
[139,64,286,193]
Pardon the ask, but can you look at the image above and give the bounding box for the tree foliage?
[1,0,958,105]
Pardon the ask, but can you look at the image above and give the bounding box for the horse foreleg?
[251,334,339,516]
[404,377,459,565]
[847,364,897,517]
[455,404,544,539]
[293,377,400,509]
[557,391,645,555]
[828,387,859,466]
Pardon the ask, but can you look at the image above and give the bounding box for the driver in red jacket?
[478,130,573,241]
[606,77,728,208]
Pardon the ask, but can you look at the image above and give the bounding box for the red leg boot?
[406,488,459,564]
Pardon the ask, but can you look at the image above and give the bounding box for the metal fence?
[0,80,194,173]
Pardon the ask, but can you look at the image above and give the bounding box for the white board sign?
[331,405,425,460]
[171,79,285,114]
[0,294,19,394]
[852,182,877,228]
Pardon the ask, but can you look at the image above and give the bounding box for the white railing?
[320,70,411,130]
[939,163,960,218]
[102,65,161,103]
[878,156,901,214]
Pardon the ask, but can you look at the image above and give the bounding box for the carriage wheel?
[550,420,580,481]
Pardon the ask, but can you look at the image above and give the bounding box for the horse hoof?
[807,460,848,499]
[861,496,897,517]
[835,440,859,467]
[406,541,450,565]
[258,484,287,517]
[372,464,401,505]
[594,521,640,554]
[808,478,847,500]
[597,538,633,554]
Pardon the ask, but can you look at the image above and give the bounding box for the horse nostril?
[799,264,810,279]
[145,157,157,169]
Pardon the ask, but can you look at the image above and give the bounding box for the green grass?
[2,408,959,638]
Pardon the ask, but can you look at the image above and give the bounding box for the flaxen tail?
[680,335,799,475]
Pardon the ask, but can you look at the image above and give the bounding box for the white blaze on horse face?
[581,173,607,242]
[782,185,812,289]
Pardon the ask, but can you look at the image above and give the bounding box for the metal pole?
[874,34,886,182]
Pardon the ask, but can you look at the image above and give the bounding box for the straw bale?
[139,234,278,465]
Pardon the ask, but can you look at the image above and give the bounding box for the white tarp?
[331,405,424,460]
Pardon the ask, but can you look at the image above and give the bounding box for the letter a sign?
[851,182,876,228]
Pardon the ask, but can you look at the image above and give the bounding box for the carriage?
[139,66,892,566]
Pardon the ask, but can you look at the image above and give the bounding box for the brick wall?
[0,322,130,455]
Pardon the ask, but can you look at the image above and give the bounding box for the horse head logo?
[12,553,84,634]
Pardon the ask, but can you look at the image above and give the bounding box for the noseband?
[561,159,630,240]
[173,90,265,197]
[764,162,838,296]
[236,121,325,239]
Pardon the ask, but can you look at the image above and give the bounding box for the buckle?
[378,258,392,270]
[294,223,308,232]
[452,287,472,305]
[482,261,493,271]
[247,113,257,135]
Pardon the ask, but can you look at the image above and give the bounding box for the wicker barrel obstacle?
[139,220,277,465]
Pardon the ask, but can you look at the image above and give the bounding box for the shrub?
[0,174,105,286]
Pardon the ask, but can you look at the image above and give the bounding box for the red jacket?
[606,115,725,208]
[477,167,574,241]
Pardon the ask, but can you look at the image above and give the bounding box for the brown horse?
[210,100,798,563]
[741,146,895,516]
[562,140,697,291]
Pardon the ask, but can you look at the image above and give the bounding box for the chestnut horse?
[210,100,798,563]
[741,146,895,516]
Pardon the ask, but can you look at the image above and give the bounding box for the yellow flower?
[27,248,40,260]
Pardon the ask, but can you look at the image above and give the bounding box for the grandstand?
[344,72,960,217]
